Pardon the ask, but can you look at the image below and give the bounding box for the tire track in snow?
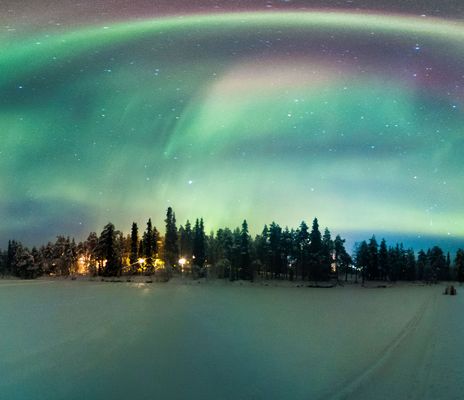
[326,290,436,400]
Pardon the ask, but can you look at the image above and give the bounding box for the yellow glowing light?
[138,258,145,264]
[178,258,187,266]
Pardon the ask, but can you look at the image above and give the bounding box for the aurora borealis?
[1,2,464,250]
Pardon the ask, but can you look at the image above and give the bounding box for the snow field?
[0,280,460,399]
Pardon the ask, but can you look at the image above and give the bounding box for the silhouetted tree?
[354,241,369,284]
[309,218,322,281]
[416,250,427,281]
[455,249,464,283]
[295,221,310,280]
[142,218,157,270]
[239,220,251,280]
[280,227,293,280]
[367,236,379,280]
[388,243,406,282]
[130,222,138,265]
[429,246,447,281]
[254,225,270,279]
[406,249,416,281]
[78,232,99,275]
[268,222,282,279]
[98,223,119,276]
[334,235,351,281]
[321,228,334,280]
[164,207,178,268]
[179,220,194,259]
[378,239,389,280]
[193,218,206,271]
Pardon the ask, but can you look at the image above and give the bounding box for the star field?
[1,5,463,251]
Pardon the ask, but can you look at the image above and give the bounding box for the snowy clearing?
[0,280,462,400]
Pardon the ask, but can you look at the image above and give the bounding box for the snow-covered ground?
[0,280,461,400]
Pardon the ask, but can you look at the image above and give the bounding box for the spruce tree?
[130,222,138,265]
[406,249,416,281]
[455,249,464,283]
[268,222,282,279]
[164,207,178,268]
[309,218,322,281]
[138,239,144,264]
[98,223,118,276]
[334,235,351,281]
[193,218,206,270]
[280,227,293,280]
[152,227,159,256]
[296,221,310,280]
[367,235,379,280]
[6,240,16,275]
[143,218,154,266]
[416,250,427,281]
[225,228,237,280]
[254,225,270,279]
[84,232,99,275]
[321,228,333,280]
[354,241,369,284]
[239,220,251,280]
[378,239,389,280]
[429,246,447,281]
[388,244,404,281]
[184,220,193,258]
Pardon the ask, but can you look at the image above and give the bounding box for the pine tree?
[321,228,333,280]
[309,218,322,281]
[164,207,178,268]
[367,235,379,280]
[296,221,310,280]
[429,246,447,282]
[130,222,138,265]
[354,241,369,284]
[13,244,35,279]
[268,222,282,279]
[185,220,194,258]
[455,249,464,283]
[6,240,17,275]
[388,243,405,281]
[143,218,156,268]
[193,218,206,270]
[416,250,428,281]
[205,231,219,267]
[378,239,389,280]
[406,249,416,281]
[230,228,242,281]
[152,227,159,256]
[138,239,144,264]
[216,227,234,279]
[239,220,251,280]
[334,235,351,281]
[98,223,119,276]
[280,227,293,280]
[254,225,270,279]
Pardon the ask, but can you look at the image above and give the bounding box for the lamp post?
[178,257,186,276]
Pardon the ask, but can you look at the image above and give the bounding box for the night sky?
[1,1,463,251]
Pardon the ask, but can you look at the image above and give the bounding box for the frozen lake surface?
[0,280,462,399]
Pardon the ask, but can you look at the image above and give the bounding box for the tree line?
[1,207,463,283]
[352,237,462,283]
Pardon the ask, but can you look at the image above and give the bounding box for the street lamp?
[179,257,186,273]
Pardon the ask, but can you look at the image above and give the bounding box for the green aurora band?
[1,11,464,246]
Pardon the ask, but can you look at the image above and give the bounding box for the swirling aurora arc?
[1,11,464,249]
